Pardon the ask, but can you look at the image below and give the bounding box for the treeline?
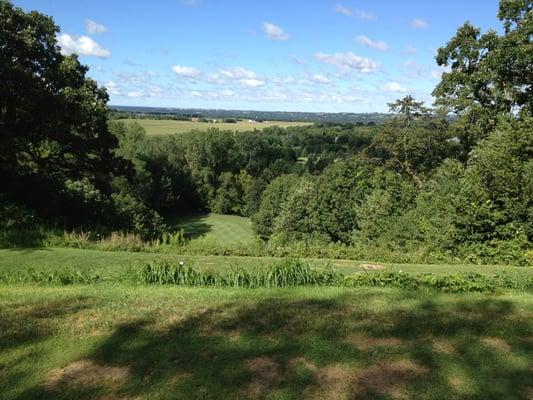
[0,0,531,264]
[111,105,388,124]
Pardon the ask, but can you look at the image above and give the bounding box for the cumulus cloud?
[104,80,120,95]
[405,44,417,54]
[311,74,331,84]
[262,22,288,41]
[381,82,408,93]
[85,19,107,34]
[411,18,429,29]
[334,5,375,20]
[315,51,380,73]
[172,65,201,78]
[355,35,389,51]
[240,78,265,88]
[58,34,110,58]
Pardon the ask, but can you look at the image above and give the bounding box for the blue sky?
[15,0,501,112]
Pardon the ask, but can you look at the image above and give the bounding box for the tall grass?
[0,268,101,285]
[129,259,343,288]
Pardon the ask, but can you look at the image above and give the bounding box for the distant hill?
[110,105,391,124]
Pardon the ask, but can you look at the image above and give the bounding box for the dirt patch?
[44,360,130,392]
[346,335,403,350]
[312,364,357,400]
[356,359,428,400]
[359,263,385,272]
[431,338,457,355]
[481,337,512,352]
[448,375,466,391]
[244,356,282,397]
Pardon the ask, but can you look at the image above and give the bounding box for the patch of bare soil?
[359,263,385,272]
[44,360,130,392]
[313,364,357,400]
[431,338,457,355]
[244,356,282,397]
[481,337,512,352]
[356,359,429,400]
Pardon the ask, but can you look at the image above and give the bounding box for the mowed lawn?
[1,285,532,399]
[1,247,532,280]
[121,118,312,135]
[169,213,256,245]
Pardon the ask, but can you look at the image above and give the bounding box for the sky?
[15,0,502,112]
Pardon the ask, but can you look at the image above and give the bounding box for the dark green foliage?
[0,1,128,225]
[252,174,302,239]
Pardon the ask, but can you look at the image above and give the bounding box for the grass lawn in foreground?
[0,285,531,399]
[120,118,312,135]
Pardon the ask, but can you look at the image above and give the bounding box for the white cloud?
[334,5,375,20]
[172,65,201,78]
[104,80,120,95]
[411,18,429,29]
[334,4,352,16]
[315,51,380,73]
[127,91,145,98]
[382,82,408,93]
[58,34,110,58]
[355,35,389,51]
[262,22,288,41]
[219,67,257,79]
[354,9,376,20]
[405,44,417,54]
[240,78,265,88]
[85,19,107,34]
[311,74,331,84]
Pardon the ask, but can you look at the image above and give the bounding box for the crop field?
[120,118,313,135]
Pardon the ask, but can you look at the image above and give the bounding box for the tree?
[371,96,450,187]
[0,1,127,221]
[432,0,532,159]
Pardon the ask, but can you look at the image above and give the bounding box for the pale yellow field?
[121,118,312,135]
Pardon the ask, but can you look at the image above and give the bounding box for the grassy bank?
[1,248,532,281]
[1,285,531,399]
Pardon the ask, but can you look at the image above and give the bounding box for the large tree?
[0,1,126,219]
[432,0,532,159]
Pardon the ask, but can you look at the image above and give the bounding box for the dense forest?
[1,0,531,265]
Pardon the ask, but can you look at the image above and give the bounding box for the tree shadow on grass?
[0,296,96,400]
[25,291,533,400]
[168,214,212,240]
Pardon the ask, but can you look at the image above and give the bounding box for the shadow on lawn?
[169,214,213,240]
[24,292,533,400]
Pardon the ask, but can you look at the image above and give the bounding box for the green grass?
[1,247,532,282]
[1,284,532,399]
[121,118,312,135]
[168,213,256,245]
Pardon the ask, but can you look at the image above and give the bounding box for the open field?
[1,284,532,399]
[1,248,532,280]
[169,213,256,245]
[120,118,313,135]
